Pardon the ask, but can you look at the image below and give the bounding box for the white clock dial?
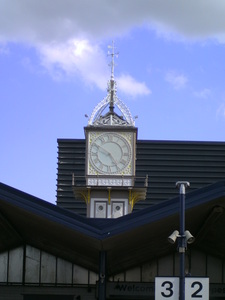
[90,133,132,174]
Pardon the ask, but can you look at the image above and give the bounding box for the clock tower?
[73,43,147,218]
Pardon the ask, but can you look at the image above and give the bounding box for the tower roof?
[87,42,135,127]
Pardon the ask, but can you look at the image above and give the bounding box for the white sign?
[155,277,209,300]
[185,277,209,300]
[87,177,133,186]
[155,277,179,300]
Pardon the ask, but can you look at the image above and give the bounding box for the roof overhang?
[0,181,225,275]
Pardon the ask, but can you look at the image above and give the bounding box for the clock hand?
[98,146,111,156]
[109,153,118,165]
[98,145,118,164]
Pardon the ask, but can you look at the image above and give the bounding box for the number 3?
[161,281,174,298]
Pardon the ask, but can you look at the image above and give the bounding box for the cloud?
[0,43,9,55]
[217,103,225,118]
[39,39,150,97]
[117,74,151,97]
[1,0,224,97]
[193,88,211,99]
[1,0,225,45]
[165,71,188,90]
[39,39,108,88]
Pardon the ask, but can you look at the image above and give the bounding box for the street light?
[168,230,195,245]
[168,181,195,300]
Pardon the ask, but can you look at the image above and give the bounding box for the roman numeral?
[107,134,113,142]
[123,152,129,156]
[92,143,99,151]
[99,136,105,144]
[98,162,103,170]
[91,151,98,156]
[120,159,127,165]
[93,158,98,164]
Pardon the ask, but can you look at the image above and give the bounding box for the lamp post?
[176,181,190,300]
[167,182,195,299]
[167,182,195,300]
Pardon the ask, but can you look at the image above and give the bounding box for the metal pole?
[98,251,106,300]
[176,181,190,300]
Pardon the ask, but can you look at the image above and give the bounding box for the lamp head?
[168,230,179,244]
[185,230,195,244]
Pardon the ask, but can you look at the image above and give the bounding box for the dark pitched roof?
[1,180,225,275]
[57,139,225,215]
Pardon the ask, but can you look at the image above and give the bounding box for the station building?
[0,50,225,300]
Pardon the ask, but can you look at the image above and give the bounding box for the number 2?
[191,281,203,298]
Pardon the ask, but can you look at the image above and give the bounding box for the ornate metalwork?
[87,42,135,127]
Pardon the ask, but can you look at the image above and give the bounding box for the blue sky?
[0,0,225,203]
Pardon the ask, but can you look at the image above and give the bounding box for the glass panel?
[0,251,8,282]
[57,258,72,284]
[190,250,206,276]
[73,264,88,284]
[207,255,222,283]
[25,245,40,283]
[89,271,98,284]
[142,260,157,282]
[126,267,141,282]
[158,255,173,276]
[113,272,125,282]
[41,252,56,284]
[8,247,23,283]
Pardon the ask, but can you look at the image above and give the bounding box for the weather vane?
[108,41,119,80]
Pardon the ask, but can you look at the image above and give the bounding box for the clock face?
[89,132,132,174]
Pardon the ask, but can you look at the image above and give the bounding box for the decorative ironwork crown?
[87,41,135,127]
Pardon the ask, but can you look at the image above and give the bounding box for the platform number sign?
[185,277,209,300]
[155,277,179,300]
[155,277,209,300]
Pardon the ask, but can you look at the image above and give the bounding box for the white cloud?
[193,88,211,99]
[1,0,225,96]
[38,39,150,97]
[117,74,151,97]
[217,103,225,118]
[1,0,225,45]
[165,71,188,90]
[0,43,9,55]
[39,39,108,88]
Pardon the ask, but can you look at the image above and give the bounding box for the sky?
[0,0,225,204]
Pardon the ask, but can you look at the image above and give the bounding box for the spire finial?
[107,41,119,113]
[108,40,118,80]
